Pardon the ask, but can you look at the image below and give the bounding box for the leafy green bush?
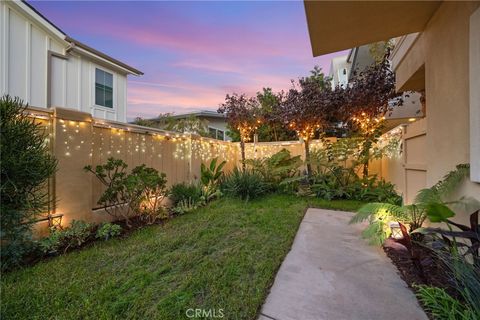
[351,203,424,245]
[416,285,477,320]
[200,157,226,189]
[0,95,57,271]
[169,182,203,206]
[310,170,401,204]
[95,223,122,240]
[38,229,64,255]
[39,220,94,255]
[200,157,226,203]
[85,159,168,227]
[129,165,168,224]
[245,148,302,192]
[221,168,269,201]
[352,164,472,246]
[307,139,401,203]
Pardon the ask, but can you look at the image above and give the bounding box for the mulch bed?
[383,237,461,318]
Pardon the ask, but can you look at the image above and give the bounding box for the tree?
[1,95,57,270]
[133,113,209,137]
[256,88,296,142]
[218,93,261,169]
[339,56,401,177]
[279,69,336,176]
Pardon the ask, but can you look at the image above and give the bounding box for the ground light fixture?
[389,221,404,239]
[48,213,64,229]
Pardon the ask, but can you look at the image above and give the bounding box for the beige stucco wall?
[32,107,239,234]
[394,2,480,223]
[423,2,480,198]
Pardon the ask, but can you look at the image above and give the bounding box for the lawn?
[1,194,364,320]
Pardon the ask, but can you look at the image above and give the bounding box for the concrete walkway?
[258,208,427,320]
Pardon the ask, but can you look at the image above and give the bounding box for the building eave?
[65,37,144,76]
[304,0,442,56]
[18,1,143,76]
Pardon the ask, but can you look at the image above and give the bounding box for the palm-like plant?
[351,164,471,245]
[244,149,301,190]
[200,157,226,202]
[200,157,226,189]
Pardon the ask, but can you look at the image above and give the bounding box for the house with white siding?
[0,0,143,122]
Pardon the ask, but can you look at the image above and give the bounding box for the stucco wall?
[423,2,480,202]
[31,107,238,233]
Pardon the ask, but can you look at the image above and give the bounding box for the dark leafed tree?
[218,93,261,169]
[339,55,402,177]
[279,69,337,176]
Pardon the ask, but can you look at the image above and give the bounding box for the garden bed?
[1,195,363,320]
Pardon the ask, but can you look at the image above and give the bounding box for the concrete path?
[258,208,427,320]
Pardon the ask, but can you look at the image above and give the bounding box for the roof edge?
[66,36,144,76]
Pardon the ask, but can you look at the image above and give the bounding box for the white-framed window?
[338,68,348,88]
[208,127,225,141]
[95,68,113,108]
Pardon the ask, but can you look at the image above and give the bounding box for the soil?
[383,237,461,318]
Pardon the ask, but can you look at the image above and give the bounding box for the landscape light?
[389,221,403,239]
[48,213,64,229]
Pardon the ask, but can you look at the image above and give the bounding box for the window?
[217,130,224,141]
[338,68,348,88]
[208,127,225,140]
[95,68,113,108]
[209,127,217,139]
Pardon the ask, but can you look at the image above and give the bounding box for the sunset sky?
[30,0,347,120]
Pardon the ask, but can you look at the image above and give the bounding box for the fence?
[27,106,411,235]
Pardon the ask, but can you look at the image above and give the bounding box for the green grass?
[1,194,363,320]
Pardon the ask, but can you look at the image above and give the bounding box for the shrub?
[308,138,401,203]
[129,165,168,224]
[169,182,203,207]
[61,220,94,251]
[221,167,268,201]
[245,148,302,192]
[39,220,94,255]
[85,159,168,227]
[352,164,471,246]
[38,229,64,255]
[0,95,57,271]
[415,286,476,320]
[200,157,226,189]
[346,177,402,204]
[84,158,132,224]
[95,223,122,240]
[200,157,226,203]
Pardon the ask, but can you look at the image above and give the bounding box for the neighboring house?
[149,110,231,141]
[329,55,350,89]
[0,0,143,122]
[329,45,423,131]
[305,1,480,211]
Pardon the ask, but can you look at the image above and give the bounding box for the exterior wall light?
[389,221,404,239]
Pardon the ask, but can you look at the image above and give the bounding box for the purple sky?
[30,1,347,120]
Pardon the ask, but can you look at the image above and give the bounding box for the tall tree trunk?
[304,139,311,177]
[361,138,372,179]
[362,159,369,178]
[240,138,246,171]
